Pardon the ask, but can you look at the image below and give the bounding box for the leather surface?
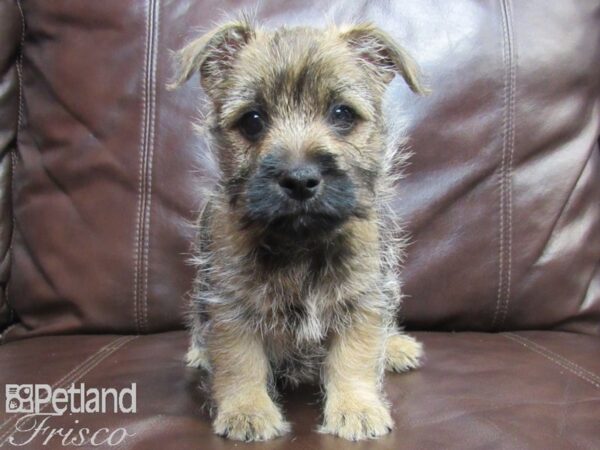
[5,0,201,339]
[4,0,600,339]
[0,2,598,448]
[0,0,20,332]
[0,331,599,449]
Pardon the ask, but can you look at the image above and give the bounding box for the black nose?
[278,165,322,200]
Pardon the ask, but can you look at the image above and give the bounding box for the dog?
[171,17,426,442]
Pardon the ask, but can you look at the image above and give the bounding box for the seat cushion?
[1,331,598,449]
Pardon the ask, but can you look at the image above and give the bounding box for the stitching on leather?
[501,0,516,329]
[508,333,600,385]
[492,0,508,329]
[0,336,137,441]
[134,1,152,333]
[132,0,148,334]
[141,0,160,332]
[504,333,600,389]
[492,0,516,330]
[133,0,159,333]
[14,0,25,133]
[4,0,27,325]
[139,0,151,332]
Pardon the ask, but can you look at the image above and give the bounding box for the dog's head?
[173,19,425,240]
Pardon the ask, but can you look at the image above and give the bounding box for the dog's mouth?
[263,210,350,237]
[242,173,360,238]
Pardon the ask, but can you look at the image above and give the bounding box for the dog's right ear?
[168,20,255,94]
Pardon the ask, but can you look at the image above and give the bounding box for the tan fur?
[173,16,426,442]
[208,325,291,440]
[385,332,424,372]
[319,310,392,440]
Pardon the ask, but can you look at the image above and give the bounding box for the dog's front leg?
[208,325,290,441]
[320,311,393,441]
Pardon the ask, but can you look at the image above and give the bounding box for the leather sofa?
[1,1,599,448]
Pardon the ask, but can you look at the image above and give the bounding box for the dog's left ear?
[339,24,428,94]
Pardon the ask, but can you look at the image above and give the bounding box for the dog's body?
[173,19,425,442]
[188,193,404,386]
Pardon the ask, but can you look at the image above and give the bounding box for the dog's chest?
[246,260,353,343]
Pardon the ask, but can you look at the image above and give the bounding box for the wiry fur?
[172,17,426,442]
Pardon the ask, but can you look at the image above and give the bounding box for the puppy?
[171,18,426,442]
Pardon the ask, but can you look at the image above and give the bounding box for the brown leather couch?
[1,1,599,449]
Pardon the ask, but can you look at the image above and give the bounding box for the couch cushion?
[0,331,599,449]
[6,0,600,339]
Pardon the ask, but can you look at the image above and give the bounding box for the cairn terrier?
[171,17,426,442]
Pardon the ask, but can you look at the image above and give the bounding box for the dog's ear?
[339,24,428,94]
[169,20,255,93]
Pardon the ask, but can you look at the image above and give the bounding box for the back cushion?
[5,0,600,341]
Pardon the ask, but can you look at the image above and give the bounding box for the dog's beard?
[241,172,361,241]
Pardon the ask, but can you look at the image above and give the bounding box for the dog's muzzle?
[244,152,357,236]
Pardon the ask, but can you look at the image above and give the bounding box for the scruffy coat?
[173,18,425,442]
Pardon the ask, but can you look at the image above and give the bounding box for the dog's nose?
[278,165,322,200]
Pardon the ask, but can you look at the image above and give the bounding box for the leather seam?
[4,0,27,328]
[492,0,508,330]
[142,0,160,333]
[14,0,25,158]
[502,0,516,329]
[504,333,600,389]
[492,0,516,330]
[133,0,159,334]
[0,336,138,443]
[132,0,149,334]
[510,334,600,384]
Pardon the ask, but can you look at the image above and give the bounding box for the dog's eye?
[237,111,266,141]
[329,105,357,133]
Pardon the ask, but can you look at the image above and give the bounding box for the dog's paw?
[213,401,290,442]
[185,344,210,370]
[319,397,393,441]
[385,333,423,372]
